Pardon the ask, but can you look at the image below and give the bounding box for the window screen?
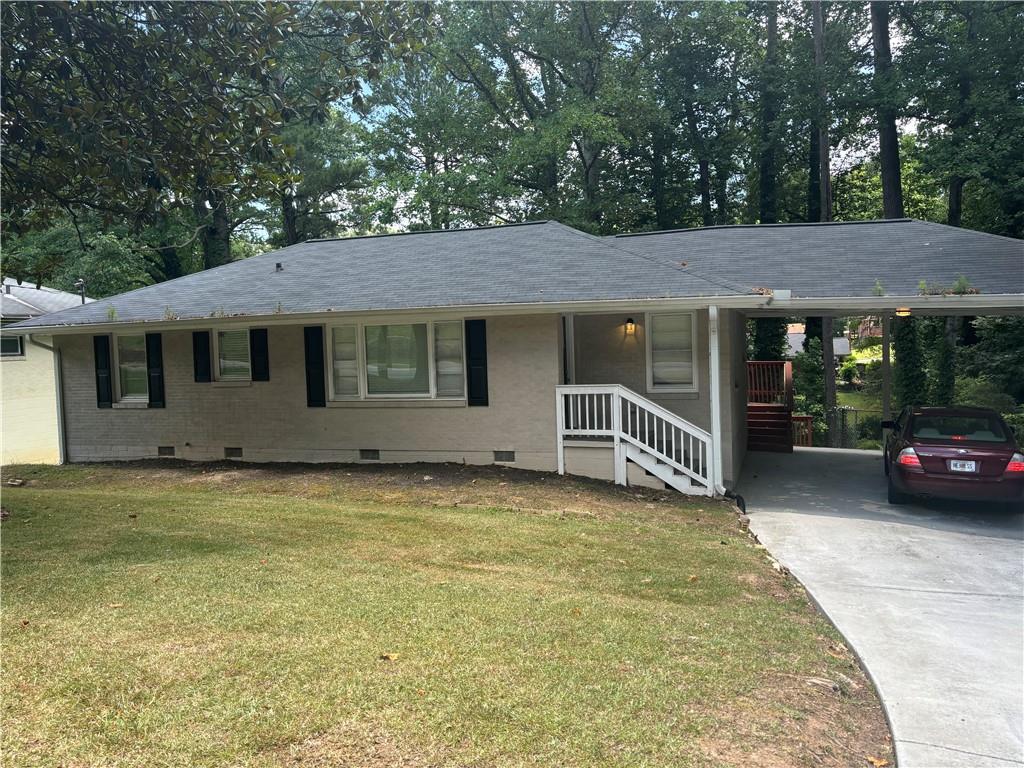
[434,321,465,397]
[649,313,694,387]
[116,335,148,400]
[217,329,251,381]
[364,323,429,395]
[331,325,359,397]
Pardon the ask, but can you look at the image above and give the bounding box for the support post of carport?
[822,317,837,446]
[881,313,892,433]
[708,305,725,495]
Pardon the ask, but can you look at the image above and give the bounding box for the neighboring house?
[785,323,851,359]
[8,218,1023,495]
[1,278,93,464]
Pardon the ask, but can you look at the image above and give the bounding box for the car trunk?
[914,441,1012,478]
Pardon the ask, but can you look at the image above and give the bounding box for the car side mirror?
[880,420,896,430]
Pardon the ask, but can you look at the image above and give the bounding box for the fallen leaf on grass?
[107,603,125,609]
[379,652,399,662]
[20,619,29,627]
[866,757,889,767]
[688,574,699,582]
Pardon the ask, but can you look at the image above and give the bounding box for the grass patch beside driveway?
[2,462,892,767]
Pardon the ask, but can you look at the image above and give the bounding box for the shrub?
[955,377,1017,412]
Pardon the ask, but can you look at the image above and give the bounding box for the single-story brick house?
[8,219,1023,495]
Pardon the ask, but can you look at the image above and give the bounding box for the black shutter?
[250,328,270,381]
[145,333,165,408]
[93,335,113,408]
[192,331,212,382]
[465,319,488,406]
[303,326,326,407]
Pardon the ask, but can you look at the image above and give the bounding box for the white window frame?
[112,332,149,402]
[0,332,24,359]
[645,311,699,394]
[213,327,252,382]
[326,317,466,402]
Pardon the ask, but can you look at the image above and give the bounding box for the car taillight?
[1006,453,1024,473]
[896,448,922,467]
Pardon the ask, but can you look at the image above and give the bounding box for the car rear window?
[910,414,1009,443]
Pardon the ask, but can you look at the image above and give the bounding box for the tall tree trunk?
[758,2,779,224]
[713,163,730,224]
[871,1,904,218]
[651,127,673,230]
[685,103,714,227]
[811,1,832,221]
[946,9,976,227]
[281,189,300,246]
[947,176,965,227]
[807,124,822,221]
[578,139,601,226]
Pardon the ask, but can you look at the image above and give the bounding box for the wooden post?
[822,316,837,446]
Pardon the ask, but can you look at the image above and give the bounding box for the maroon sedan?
[882,406,1024,508]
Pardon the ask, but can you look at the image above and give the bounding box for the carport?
[740,448,1024,767]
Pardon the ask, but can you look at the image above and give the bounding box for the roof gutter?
[756,293,1024,315]
[6,294,768,335]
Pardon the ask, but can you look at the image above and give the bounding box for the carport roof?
[613,218,1024,299]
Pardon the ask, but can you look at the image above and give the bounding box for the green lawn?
[1,463,891,767]
[837,387,882,412]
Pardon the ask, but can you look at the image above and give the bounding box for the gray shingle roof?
[1,278,92,320]
[613,218,1024,298]
[9,218,1022,331]
[11,221,743,329]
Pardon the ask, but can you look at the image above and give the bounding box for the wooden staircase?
[556,384,715,496]
[747,403,793,452]
[747,361,795,453]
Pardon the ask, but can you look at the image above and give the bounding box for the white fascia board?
[760,293,1024,315]
[12,294,766,335]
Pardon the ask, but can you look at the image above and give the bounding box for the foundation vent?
[359,449,380,461]
[157,446,175,457]
[224,447,243,459]
[494,450,516,463]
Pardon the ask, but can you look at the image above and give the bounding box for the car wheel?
[887,475,907,505]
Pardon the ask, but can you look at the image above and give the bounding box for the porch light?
[895,307,912,317]
[625,317,635,334]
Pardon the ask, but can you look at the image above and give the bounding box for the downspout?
[707,306,727,496]
[28,334,66,465]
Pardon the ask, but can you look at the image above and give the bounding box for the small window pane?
[117,335,148,400]
[0,334,23,356]
[217,329,251,381]
[332,325,359,397]
[365,323,429,395]
[434,321,465,397]
[650,313,694,387]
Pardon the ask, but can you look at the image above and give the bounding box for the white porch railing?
[555,384,714,496]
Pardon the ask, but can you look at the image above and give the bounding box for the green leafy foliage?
[893,316,926,408]
[750,318,789,361]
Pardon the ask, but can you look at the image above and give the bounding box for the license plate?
[950,460,976,473]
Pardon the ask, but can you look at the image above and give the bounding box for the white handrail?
[555,384,714,495]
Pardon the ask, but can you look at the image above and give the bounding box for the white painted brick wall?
[58,315,561,471]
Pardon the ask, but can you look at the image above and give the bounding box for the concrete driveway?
[739,448,1024,768]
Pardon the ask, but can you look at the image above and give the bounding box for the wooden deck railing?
[747,361,793,407]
